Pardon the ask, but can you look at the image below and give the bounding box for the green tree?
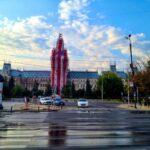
[12,84,24,97]
[61,80,71,98]
[76,89,85,98]
[45,82,52,96]
[92,88,99,99]
[97,72,123,99]
[32,81,39,97]
[134,59,150,97]
[37,90,44,96]
[23,87,31,97]
[85,79,92,98]
[3,77,10,98]
[71,81,76,98]
[8,76,15,95]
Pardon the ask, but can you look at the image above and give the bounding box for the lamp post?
[101,75,103,101]
[0,75,4,110]
[100,68,104,101]
[126,34,137,108]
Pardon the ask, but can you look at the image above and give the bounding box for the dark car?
[54,98,65,106]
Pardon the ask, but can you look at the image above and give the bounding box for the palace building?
[0,63,99,93]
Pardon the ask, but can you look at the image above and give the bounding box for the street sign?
[129,82,133,87]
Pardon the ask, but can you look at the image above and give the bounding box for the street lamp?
[100,68,104,101]
[101,75,104,101]
[125,34,137,108]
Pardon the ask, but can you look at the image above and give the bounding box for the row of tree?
[61,74,124,99]
[4,58,149,100]
[3,72,124,99]
[61,79,94,98]
[3,78,52,99]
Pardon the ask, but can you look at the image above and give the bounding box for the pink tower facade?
[51,34,68,95]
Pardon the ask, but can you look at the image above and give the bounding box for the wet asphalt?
[0,101,150,150]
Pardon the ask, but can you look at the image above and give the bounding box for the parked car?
[54,98,65,106]
[77,99,89,108]
[39,97,53,105]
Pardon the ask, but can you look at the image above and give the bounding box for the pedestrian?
[24,96,28,109]
[27,97,30,103]
[24,96,27,103]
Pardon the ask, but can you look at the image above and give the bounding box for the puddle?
[48,124,67,146]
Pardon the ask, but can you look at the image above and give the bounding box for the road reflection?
[48,124,67,146]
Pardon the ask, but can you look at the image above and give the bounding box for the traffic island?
[1,103,62,112]
[118,103,150,112]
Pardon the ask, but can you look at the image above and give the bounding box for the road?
[0,101,150,149]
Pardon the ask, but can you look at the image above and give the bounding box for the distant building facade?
[0,63,99,93]
[0,62,127,94]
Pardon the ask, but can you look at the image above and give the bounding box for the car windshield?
[79,99,87,102]
[55,98,61,101]
[45,98,51,100]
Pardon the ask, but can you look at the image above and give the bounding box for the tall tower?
[51,34,68,95]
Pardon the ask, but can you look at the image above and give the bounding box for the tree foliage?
[3,77,15,98]
[23,87,32,97]
[85,79,92,98]
[97,72,124,99]
[45,82,52,96]
[70,81,76,98]
[76,89,85,98]
[3,78,10,98]
[12,84,24,97]
[134,60,150,97]
[32,81,39,97]
[61,80,71,98]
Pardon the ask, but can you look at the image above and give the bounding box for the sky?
[0,0,150,71]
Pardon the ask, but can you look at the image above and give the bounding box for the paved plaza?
[0,101,150,149]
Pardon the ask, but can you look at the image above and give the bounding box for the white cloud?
[0,0,149,71]
[57,0,149,71]
[0,16,54,70]
[58,0,89,24]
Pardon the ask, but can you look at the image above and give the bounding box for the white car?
[77,99,89,108]
[39,97,53,105]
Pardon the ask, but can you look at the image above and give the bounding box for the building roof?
[9,70,99,79]
[68,71,99,79]
[11,70,50,78]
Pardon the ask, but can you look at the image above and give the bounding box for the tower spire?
[59,33,62,38]
[51,34,68,95]
[56,33,64,51]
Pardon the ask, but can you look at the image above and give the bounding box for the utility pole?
[126,34,137,108]
[101,75,103,101]
[100,68,104,101]
[127,79,130,106]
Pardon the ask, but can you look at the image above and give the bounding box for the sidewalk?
[2,102,62,112]
[119,103,150,111]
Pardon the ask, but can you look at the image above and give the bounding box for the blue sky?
[0,0,150,71]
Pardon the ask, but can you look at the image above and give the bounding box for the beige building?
[0,63,99,92]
